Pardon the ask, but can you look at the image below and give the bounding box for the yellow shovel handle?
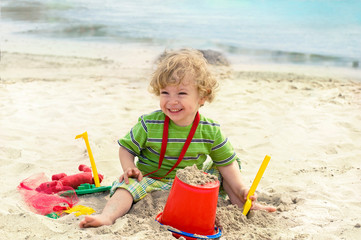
[243,155,271,215]
[75,132,100,187]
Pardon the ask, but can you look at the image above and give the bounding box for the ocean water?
[1,0,361,68]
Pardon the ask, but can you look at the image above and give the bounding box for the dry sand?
[1,37,361,239]
[176,164,218,186]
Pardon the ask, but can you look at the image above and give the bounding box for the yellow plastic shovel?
[75,131,100,187]
[243,155,271,216]
[59,132,111,196]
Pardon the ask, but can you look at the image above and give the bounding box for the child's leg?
[79,188,133,228]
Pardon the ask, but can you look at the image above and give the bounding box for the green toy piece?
[46,212,60,219]
[75,183,111,195]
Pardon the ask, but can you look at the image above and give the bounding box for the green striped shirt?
[118,110,239,179]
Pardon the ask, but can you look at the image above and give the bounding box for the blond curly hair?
[149,49,218,103]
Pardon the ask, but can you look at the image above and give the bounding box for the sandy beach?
[1,36,361,239]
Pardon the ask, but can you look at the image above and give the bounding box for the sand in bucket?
[157,165,220,239]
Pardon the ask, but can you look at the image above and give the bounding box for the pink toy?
[35,164,104,194]
[18,172,79,215]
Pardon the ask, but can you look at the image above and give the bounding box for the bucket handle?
[155,212,222,239]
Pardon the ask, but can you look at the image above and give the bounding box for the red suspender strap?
[143,115,169,178]
[144,112,200,179]
[159,112,200,179]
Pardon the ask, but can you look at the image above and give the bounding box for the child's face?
[159,76,205,127]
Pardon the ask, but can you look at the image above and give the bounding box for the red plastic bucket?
[158,175,220,237]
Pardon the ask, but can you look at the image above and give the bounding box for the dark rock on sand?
[199,49,229,66]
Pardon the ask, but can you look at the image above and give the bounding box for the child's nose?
[170,100,179,105]
[169,97,179,105]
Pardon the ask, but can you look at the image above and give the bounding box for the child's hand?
[243,188,277,212]
[242,187,257,203]
[119,167,143,184]
[242,187,258,208]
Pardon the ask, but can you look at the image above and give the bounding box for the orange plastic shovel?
[243,155,271,216]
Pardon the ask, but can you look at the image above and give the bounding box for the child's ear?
[199,97,207,106]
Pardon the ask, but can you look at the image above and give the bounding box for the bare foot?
[79,215,113,228]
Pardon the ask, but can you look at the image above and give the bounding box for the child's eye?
[160,91,169,95]
[179,92,187,95]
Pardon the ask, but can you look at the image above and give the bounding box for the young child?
[80,49,276,228]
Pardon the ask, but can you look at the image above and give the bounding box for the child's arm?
[217,161,250,203]
[118,146,143,184]
[218,161,276,212]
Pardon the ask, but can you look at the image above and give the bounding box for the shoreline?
[1,37,361,239]
[1,32,360,81]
